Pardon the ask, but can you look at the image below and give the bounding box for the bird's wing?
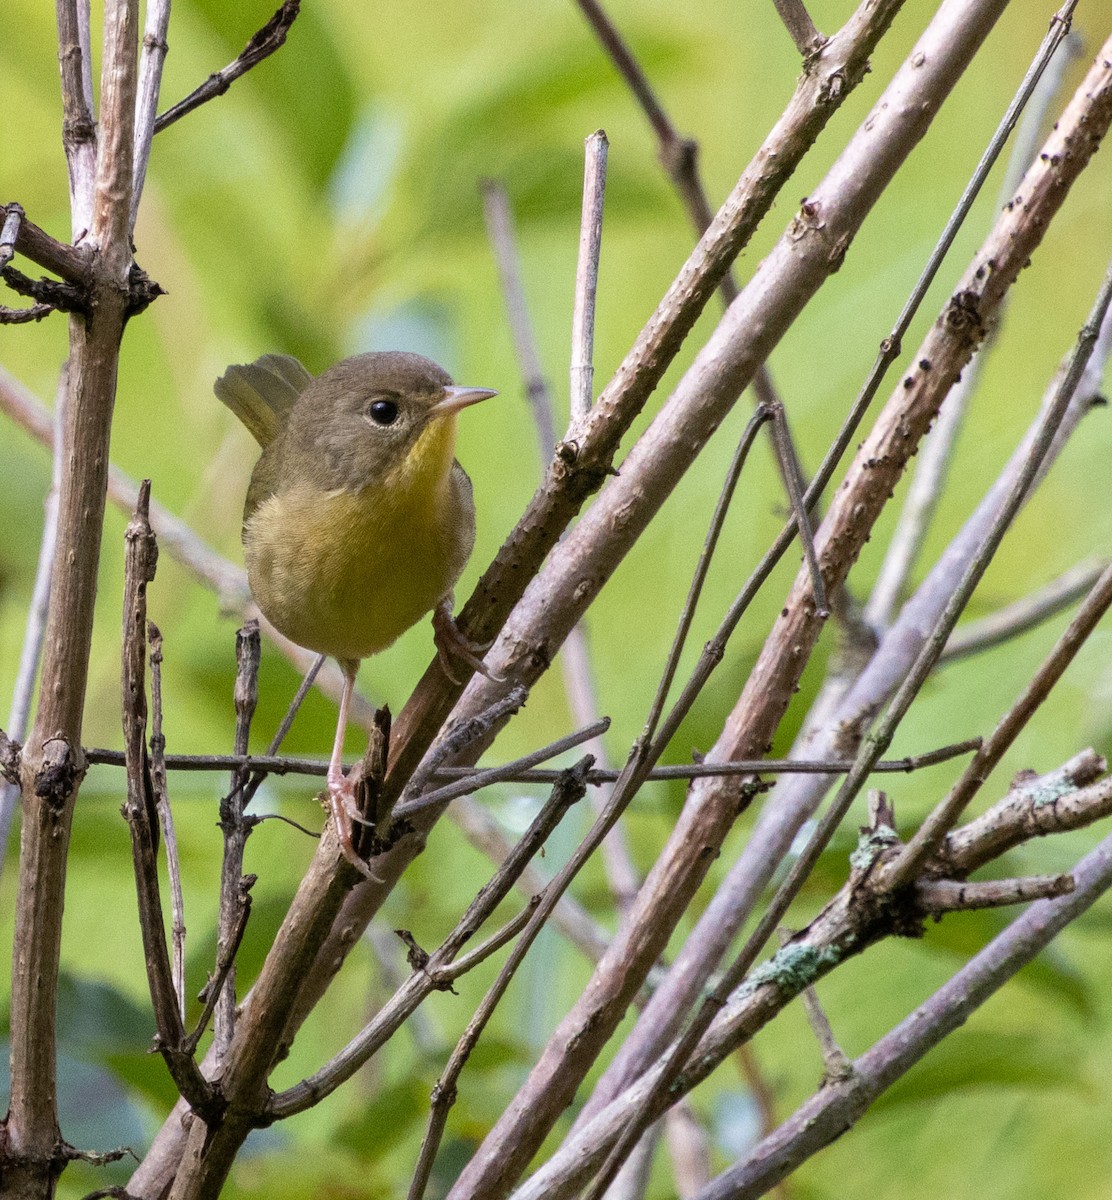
[214,353,315,448]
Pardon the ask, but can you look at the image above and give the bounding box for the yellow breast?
[244,421,474,662]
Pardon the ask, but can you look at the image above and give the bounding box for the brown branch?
[571,130,608,422]
[55,0,97,234]
[215,622,262,1062]
[77,736,982,782]
[939,557,1110,664]
[771,0,825,57]
[467,13,1107,1194]
[153,1,302,134]
[268,759,593,1121]
[119,484,216,1115]
[915,873,1075,913]
[6,1,142,1189]
[148,623,186,1021]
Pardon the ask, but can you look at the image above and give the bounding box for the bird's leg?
[326,662,378,880]
[432,594,505,684]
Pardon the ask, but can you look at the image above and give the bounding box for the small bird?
[215,351,497,874]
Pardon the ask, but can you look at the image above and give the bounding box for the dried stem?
[79,736,980,782]
[131,0,172,228]
[0,370,67,868]
[864,20,1082,631]
[214,622,262,1061]
[269,760,592,1121]
[691,827,1112,1200]
[7,1,142,1189]
[571,130,608,422]
[480,180,557,460]
[940,557,1109,664]
[148,624,186,1021]
[119,484,213,1114]
[478,19,1110,1189]
[771,0,825,57]
[153,1,302,134]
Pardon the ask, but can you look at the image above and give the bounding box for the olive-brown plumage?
[216,350,497,874]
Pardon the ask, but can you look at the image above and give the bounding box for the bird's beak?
[430,386,498,417]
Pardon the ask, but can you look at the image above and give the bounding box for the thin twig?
[401,686,529,806]
[480,180,557,460]
[153,1,302,134]
[131,0,172,229]
[864,24,1083,631]
[939,558,1109,664]
[0,369,67,869]
[769,402,827,617]
[148,623,186,1022]
[885,555,1112,891]
[642,405,773,749]
[214,622,261,1061]
[119,483,213,1114]
[571,131,609,424]
[395,718,610,817]
[269,760,593,1120]
[481,170,640,912]
[580,59,1112,1196]
[778,924,851,1083]
[79,736,981,782]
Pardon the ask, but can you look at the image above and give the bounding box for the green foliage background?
[3,1,1112,1196]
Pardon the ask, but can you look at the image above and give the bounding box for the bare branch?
[131,0,172,228]
[7,0,143,1184]
[215,621,262,1061]
[119,484,214,1113]
[916,873,1074,913]
[0,370,67,867]
[690,828,1112,1200]
[55,0,97,234]
[480,180,557,461]
[148,624,186,1022]
[269,760,593,1122]
[395,717,610,817]
[154,1,302,134]
[885,553,1112,889]
[571,130,609,423]
[78,735,981,782]
[772,0,824,56]
[865,23,1083,631]
[940,557,1109,664]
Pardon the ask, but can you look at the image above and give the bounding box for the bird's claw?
[325,769,381,881]
[432,599,505,684]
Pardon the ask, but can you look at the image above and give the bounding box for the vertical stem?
[571,130,608,423]
[7,3,140,1194]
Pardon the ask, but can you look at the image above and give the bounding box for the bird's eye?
[367,399,399,426]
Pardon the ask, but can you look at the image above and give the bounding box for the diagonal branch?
[153,1,302,134]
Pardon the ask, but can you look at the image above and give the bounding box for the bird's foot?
[432,597,505,685]
[326,765,381,881]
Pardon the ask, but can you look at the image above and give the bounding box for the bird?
[215,350,497,875]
